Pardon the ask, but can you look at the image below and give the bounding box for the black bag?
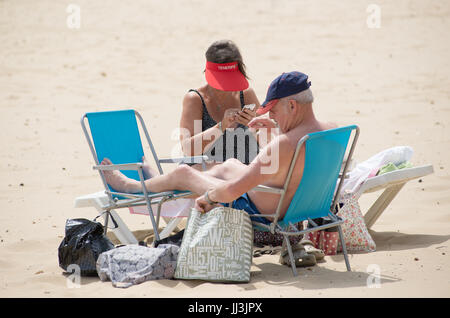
[153,229,185,248]
[58,218,114,276]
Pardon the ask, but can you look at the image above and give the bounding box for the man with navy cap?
[195,71,336,211]
[101,71,336,264]
[247,71,335,145]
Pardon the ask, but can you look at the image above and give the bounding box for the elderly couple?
[102,40,337,261]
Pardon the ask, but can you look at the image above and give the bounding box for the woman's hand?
[221,108,240,130]
[194,194,218,213]
[234,108,257,127]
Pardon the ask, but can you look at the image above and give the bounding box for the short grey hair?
[289,88,314,105]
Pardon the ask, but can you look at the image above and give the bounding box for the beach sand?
[0,0,449,297]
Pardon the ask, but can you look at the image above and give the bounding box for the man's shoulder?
[325,121,339,130]
[287,121,338,145]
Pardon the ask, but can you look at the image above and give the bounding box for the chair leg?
[92,196,138,244]
[337,225,351,271]
[364,183,405,229]
[283,235,298,277]
[157,218,183,241]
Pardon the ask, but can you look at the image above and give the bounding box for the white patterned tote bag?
[336,192,376,253]
[174,206,253,283]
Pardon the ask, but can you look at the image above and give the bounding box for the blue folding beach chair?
[81,109,207,242]
[251,125,360,276]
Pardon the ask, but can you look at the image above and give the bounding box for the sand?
[0,0,449,298]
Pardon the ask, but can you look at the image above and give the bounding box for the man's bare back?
[247,120,337,220]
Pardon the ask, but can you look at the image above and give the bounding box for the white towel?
[341,146,414,194]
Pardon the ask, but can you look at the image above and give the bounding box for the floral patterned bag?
[336,192,376,253]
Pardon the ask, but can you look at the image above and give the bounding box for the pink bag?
[319,231,339,255]
[304,230,320,247]
[303,227,338,255]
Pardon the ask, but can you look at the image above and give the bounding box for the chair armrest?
[158,155,209,165]
[93,163,143,171]
[251,185,284,194]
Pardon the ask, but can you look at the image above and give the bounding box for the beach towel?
[341,146,413,194]
[96,244,179,288]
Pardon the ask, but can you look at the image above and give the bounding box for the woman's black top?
[188,89,258,165]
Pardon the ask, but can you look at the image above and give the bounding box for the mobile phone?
[243,104,256,111]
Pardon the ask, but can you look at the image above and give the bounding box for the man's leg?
[146,158,249,194]
[102,158,249,195]
[202,158,249,180]
[101,158,227,195]
[145,164,227,194]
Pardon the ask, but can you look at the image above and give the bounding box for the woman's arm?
[179,92,222,156]
[180,92,239,156]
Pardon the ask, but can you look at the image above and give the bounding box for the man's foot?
[101,158,140,193]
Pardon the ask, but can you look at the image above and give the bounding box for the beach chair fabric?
[81,109,207,242]
[250,125,359,276]
[279,128,352,226]
[86,110,147,184]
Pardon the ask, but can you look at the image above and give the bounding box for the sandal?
[279,243,316,267]
[301,239,325,261]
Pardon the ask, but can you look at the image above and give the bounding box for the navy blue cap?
[257,71,311,114]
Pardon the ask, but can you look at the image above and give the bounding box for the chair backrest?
[84,110,145,182]
[281,125,358,225]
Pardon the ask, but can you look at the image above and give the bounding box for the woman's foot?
[100,158,141,193]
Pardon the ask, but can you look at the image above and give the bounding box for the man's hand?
[248,116,277,130]
[248,117,279,147]
[194,194,218,213]
[248,117,278,137]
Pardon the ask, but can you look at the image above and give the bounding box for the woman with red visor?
[179,40,261,166]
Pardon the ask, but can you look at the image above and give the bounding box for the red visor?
[205,61,249,92]
[256,99,279,115]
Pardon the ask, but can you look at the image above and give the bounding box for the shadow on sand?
[101,228,448,290]
[154,260,399,291]
[369,230,450,251]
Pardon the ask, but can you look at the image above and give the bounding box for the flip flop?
[253,248,273,258]
[253,246,282,257]
[279,243,316,267]
[301,239,325,261]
